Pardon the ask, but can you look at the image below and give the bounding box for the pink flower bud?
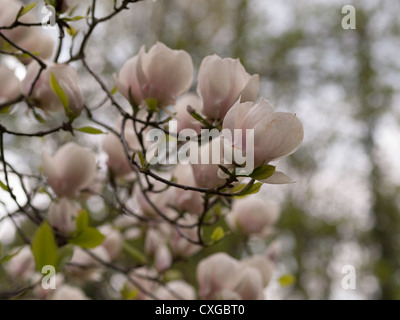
[5,246,35,281]
[116,42,194,107]
[51,284,89,300]
[197,253,241,299]
[154,280,196,300]
[232,266,264,300]
[0,0,36,46]
[42,142,97,198]
[48,197,80,235]
[99,225,123,260]
[103,120,139,176]
[154,244,172,272]
[17,30,54,64]
[0,65,20,103]
[197,54,259,121]
[223,98,304,168]
[226,196,279,238]
[22,61,83,116]
[242,255,275,287]
[174,94,202,134]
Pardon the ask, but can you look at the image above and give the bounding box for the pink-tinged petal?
[243,255,274,287]
[174,94,202,133]
[261,170,295,184]
[0,65,20,102]
[222,99,253,133]
[53,143,96,197]
[254,112,304,164]
[233,266,264,300]
[42,150,60,194]
[238,74,259,103]
[117,54,143,104]
[198,55,231,120]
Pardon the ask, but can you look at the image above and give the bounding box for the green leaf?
[0,106,12,114]
[31,108,46,123]
[75,126,107,135]
[137,151,147,170]
[122,242,147,264]
[211,226,225,242]
[18,3,37,18]
[56,245,74,271]
[235,181,263,198]
[66,25,78,39]
[68,227,105,249]
[111,86,118,95]
[31,222,58,271]
[45,0,56,7]
[75,209,89,234]
[145,98,159,112]
[63,16,86,22]
[0,180,9,191]
[120,283,138,300]
[249,164,276,181]
[128,88,139,114]
[188,107,214,129]
[279,274,296,287]
[49,72,75,120]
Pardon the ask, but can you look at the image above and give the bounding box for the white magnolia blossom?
[48,197,81,235]
[51,284,89,300]
[174,93,203,134]
[103,119,140,176]
[115,42,194,107]
[0,64,20,103]
[226,196,279,238]
[197,54,259,121]
[42,142,97,198]
[197,252,267,300]
[22,61,83,116]
[0,0,54,63]
[197,252,276,300]
[222,98,304,183]
[154,280,196,300]
[99,225,123,260]
[5,246,35,281]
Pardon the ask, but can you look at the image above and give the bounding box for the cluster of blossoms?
[0,0,303,300]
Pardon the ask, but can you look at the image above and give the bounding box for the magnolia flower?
[103,119,139,176]
[22,61,83,116]
[191,137,226,188]
[226,196,279,238]
[5,246,35,281]
[197,253,240,299]
[242,255,275,287]
[197,253,266,300]
[154,280,196,300]
[174,94,203,134]
[173,164,203,215]
[0,65,21,103]
[222,98,304,182]
[51,284,89,300]
[99,225,123,260]
[48,197,81,235]
[17,30,54,64]
[42,142,97,198]
[197,54,259,121]
[127,267,159,300]
[0,0,35,46]
[115,42,193,107]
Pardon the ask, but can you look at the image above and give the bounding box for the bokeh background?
[1,0,399,299]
